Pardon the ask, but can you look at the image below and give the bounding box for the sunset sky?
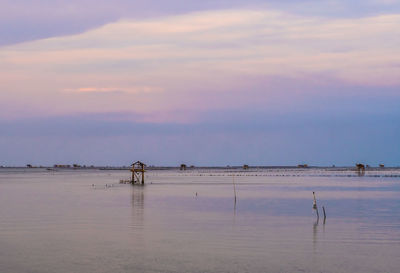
[1,0,399,166]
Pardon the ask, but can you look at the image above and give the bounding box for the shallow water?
[0,168,399,273]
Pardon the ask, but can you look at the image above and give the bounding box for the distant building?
[243,164,249,170]
[180,164,187,171]
[53,164,71,168]
[297,164,308,168]
[356,163,365,176]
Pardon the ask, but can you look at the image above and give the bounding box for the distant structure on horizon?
[297,164,308,168]
[180,164,187,171]
[356,163,365,176]
[54,164,71,168]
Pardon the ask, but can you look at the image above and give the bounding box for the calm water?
[1,168,399,273]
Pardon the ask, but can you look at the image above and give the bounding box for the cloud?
[1,8,400,122]
[63,86,162,94]
[2,0,400,46]
[369,0,400,4]
[3,10,400,81]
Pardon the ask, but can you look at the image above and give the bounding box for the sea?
[1,167,399,273]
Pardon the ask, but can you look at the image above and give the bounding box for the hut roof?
[131,161,146,166]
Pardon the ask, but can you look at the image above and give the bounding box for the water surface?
[0,168,399,273]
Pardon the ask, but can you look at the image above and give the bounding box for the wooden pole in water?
[141,163,145,184]
[233,175,237,204]
[313,192,317,209]
[313,192,319,219]
[131,165,135,184]
[322,206,326,219]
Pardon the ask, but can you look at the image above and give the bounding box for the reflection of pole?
[313,218,319,253]
[313,192,317,209]
[322,206,327,224]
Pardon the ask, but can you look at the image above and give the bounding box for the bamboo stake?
[313,192,319,219]
[233,175,237,204]
[313,191,317,209]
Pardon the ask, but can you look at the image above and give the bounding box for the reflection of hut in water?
[131,161,146,184]
[180,164,187,171]
[132,187,145,209]
[243,164,249,170]
[356,163,365,176]
[131,187,145,228]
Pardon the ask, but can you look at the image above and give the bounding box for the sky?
[0,0,399,166]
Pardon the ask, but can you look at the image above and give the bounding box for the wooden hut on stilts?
[130,161,146,184]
